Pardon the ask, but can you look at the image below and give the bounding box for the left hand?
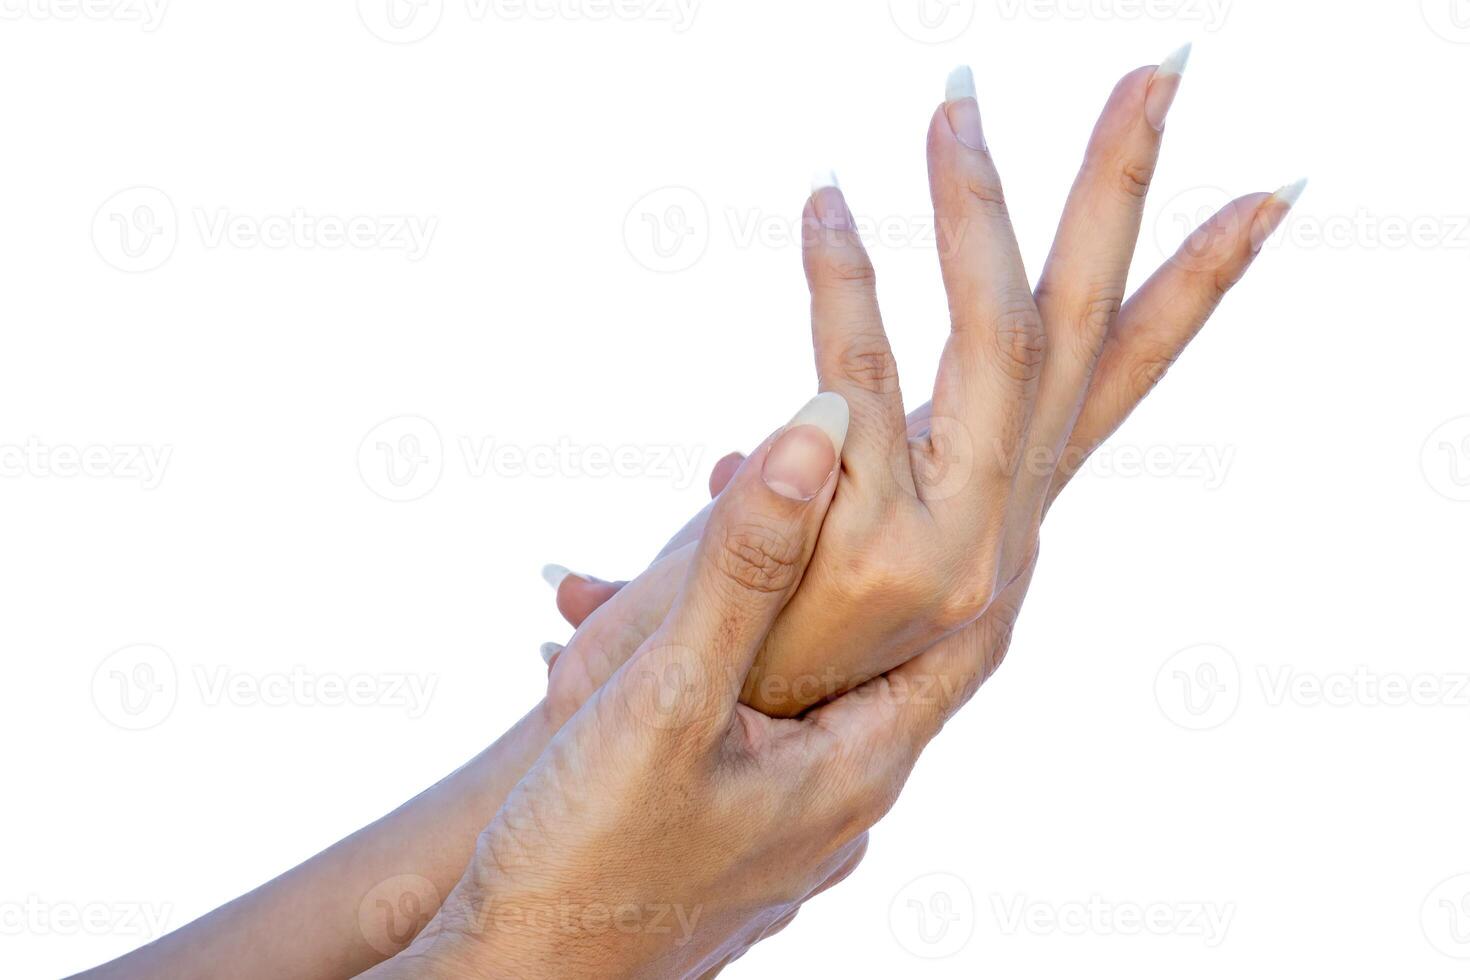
[547,54,1298,719]
[371,392,1032,980]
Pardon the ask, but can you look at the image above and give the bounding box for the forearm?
[76,702,559,980]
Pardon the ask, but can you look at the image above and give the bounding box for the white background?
[3,0,1468,976]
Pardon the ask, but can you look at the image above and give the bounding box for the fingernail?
[1272,177,1309,208]
[540,642,564,665]
[1145,43,1191,132]
[762,392,849,501]
[944,65,986,151]
[1251,178,1308,253]
[809,169,853,231]
[541,564,580,589]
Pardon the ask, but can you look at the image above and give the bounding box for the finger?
[646,452,744,565]
[709,451,745,498]
[542,564,626,628]
[925,65,1044,517]
[545,543,695,723]
[1046,182,1304,507]
[1007,52,1188,566]
[653,392,849,708]
[804,176,909,489]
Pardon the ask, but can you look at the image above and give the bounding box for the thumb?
[646,392,848,709]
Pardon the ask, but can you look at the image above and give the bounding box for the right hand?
[549,55,1297,718]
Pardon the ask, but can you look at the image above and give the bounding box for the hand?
[373,392,1033,980]
[549,52,1300,718]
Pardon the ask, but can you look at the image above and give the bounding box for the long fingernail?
[1251,178,1308,253]
[541,564,580,589]
[1145,43,1191,132]
[540,642,564,665]
[762,392,849,501]
[810,169,853,231]
[944,65,986,151]
[1272,177,1309,208]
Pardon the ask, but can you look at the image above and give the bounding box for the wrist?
[417,887,665,979]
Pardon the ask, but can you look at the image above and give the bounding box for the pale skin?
[77,56,1299,979]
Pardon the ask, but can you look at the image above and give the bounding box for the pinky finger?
[543,564,626,627]
[1047,182,1305,506]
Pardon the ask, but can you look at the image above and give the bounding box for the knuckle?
[1119,158,1156,200]
[836,341,900,395]
[716,521,804,595]
[991,306,1047,383]
[962,170,1009,218]
[1072,289,1123,359]
[1126,342,1179,397]
[935,582,996,633]
[815,249,878,289]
